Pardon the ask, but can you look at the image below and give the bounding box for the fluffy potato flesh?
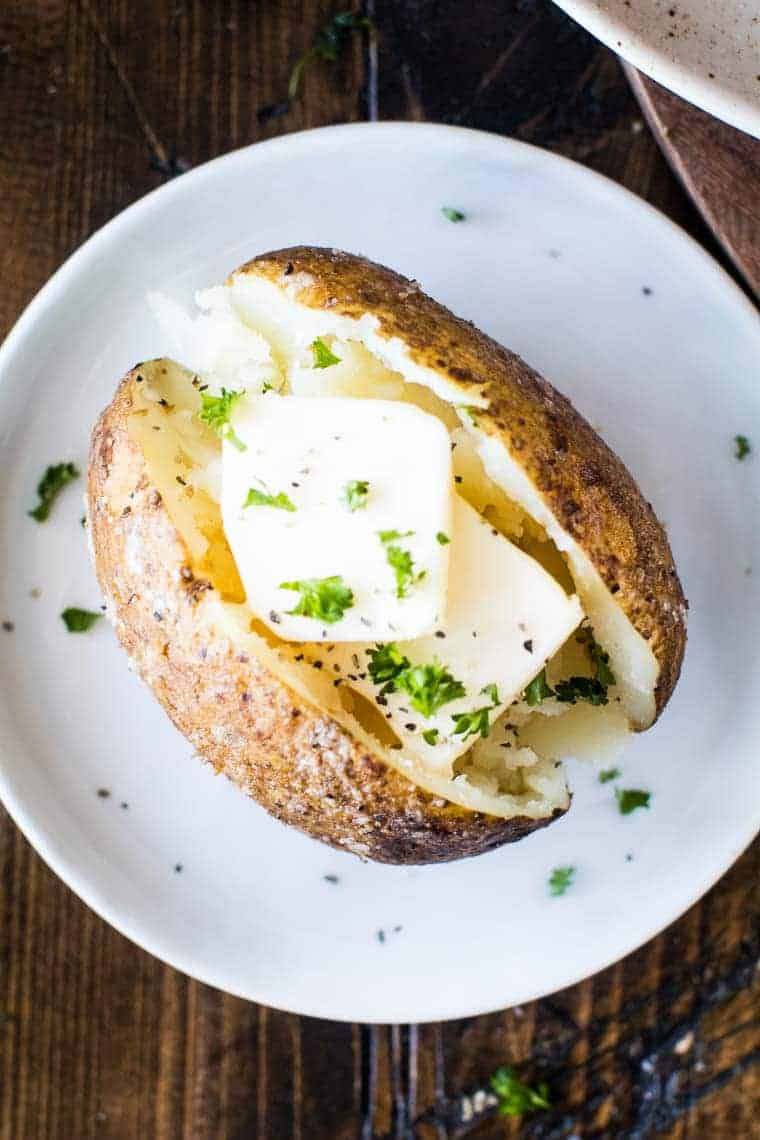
[124,360,574,820]
[140,274,676,818]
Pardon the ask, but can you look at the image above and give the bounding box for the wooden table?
[1,3,758,1137]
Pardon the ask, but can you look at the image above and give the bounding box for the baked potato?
[87,247,686,864]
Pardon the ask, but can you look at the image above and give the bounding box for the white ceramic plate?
[0,123,758,1023]
[553,0,760,138]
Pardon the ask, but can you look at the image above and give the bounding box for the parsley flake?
[280,575,354,624]
[378,530,425,598]
[397,663,466,718]
[377,529,413,543]
[28,462,80,522]
[422,728,439,746]
[198,388,247,451]
[735,434,751,460]
[490,1066,550,1117]
[577,626,617,687]
[311,337,341,369]
[527,628,616,707]
[367,642,410,686]
[481,682,500,705]
[243,487,296,512]
[616,788,651,815]
[61,607,102,633]
[441,207,465,222]
[599,767,621,784]
[549,866,575,896]
[554,676,609,706]
[451,684,499,742]
[524,668,554,707]
[436,531,450,545]
[343,479,369,511]
[367,644,466,718]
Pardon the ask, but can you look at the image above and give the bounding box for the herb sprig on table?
[289,12,373,100]
[490,1066,551,1117]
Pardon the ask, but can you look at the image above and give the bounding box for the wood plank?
[626,66,760,298]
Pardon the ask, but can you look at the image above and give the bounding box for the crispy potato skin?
[236,247,687,716]
[88,367,563,864]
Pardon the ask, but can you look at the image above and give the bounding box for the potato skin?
[88,366,564,865]
[237,247,687,717]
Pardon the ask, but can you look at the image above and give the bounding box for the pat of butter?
[323,495,584,769]
[221,394,453,641]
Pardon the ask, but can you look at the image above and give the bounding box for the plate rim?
[0,121,758,1023]
[551,0,760,139]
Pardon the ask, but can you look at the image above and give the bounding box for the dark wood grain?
[626,66,760,298]
[0,3,758,1138]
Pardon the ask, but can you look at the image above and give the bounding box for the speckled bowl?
[553,0,760,138]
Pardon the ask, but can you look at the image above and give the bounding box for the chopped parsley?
[367,642,410,686]
[735,434,751,460]
[311,337,341,369]
[288,11,372,100]
[436,531,450,545]
[422,728,439,746]
[280,575,354,624]
[548,866,575,896]
[397,663,466,718]
[490,1066,550,1117]
[243,487,296,512]
[616,788,651,815]
[367,644,465,718]
[554,676,609,706]
[378,529,413,543]
[378,530,425,598]
[577,626,616,687]
[198,388,247,451]
[61,607,102,633]
[441,206,465,222]
[451,684,500,742]
[28,462,79,522]
[524,668,554,707]
[599,767,621,784]
[343,479,369,511]
[525,628,616,707]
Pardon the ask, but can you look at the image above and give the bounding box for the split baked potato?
[87,247,686,864]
